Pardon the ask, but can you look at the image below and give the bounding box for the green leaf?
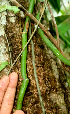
[58,18,70,34]
[50,15,70,46]
[55,15,70,25]
[0,61,8,71]
[7,6,20,14]
[58,17,70,46]
[65,30,70,42]
[0,5,20,14]
[59,19,70,46]
[48,0,60,12]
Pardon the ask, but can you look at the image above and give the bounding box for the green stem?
[36,13,70,66]
[31,40,45,114]
[16,0,35,110]
[21,0,35,79]
[29,22,45,113]
[16,79,29,109]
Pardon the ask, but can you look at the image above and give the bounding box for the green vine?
[16,0,35,110]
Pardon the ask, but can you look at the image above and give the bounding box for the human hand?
[0,72,24,114]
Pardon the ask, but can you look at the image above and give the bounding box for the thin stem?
[31,40,45,114]
[47,2,60,48]
[29,22,45,114]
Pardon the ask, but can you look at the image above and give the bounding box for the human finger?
[0,72,18,114]
[0,76,9,108]
[13,110,24,114]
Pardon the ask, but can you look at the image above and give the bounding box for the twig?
[47,2,60,48]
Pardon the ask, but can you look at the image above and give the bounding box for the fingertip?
[9,72,18,77]
[0,76,9,81]
[9,72,18,88]
[0,76,9,87]
[13,110,24,114]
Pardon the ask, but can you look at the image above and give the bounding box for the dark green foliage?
[48,0,60,12]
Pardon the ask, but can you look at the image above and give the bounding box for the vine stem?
[31,40,45,114]
[21,0,35,79]
[29,21,45,113]
[16,0,35,110]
